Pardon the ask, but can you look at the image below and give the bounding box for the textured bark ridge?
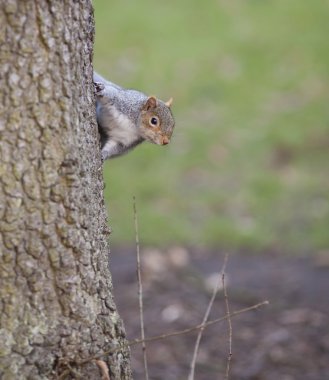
[0,2,131,379]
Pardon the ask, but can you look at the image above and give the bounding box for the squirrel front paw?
[101,149,108,161]
[94,81,105,97]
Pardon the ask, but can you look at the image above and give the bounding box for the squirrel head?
[139,96,175,146]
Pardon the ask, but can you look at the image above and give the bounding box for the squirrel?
[93,72,175,160]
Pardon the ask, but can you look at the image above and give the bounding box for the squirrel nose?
[162,136,170,145]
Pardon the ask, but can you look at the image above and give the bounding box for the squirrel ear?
[165,97,173,107]
[144,96,157,110]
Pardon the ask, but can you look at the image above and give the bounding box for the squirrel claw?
[101,150,108,161]
[94,81,105,97]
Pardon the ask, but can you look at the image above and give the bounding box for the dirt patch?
[110,248,329,380]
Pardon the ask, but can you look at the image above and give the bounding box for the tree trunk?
[0,1,131,379]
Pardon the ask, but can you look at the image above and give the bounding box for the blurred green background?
[94,0,329,253]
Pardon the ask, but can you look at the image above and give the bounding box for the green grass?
[94,0,329,253]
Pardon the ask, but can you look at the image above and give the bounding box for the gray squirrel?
[93,72,175,160]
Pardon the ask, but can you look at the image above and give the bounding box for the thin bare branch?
[133,196,149,380]
[78,301,269,364]
[188,254,229,380]
[222,264,232,379]
[128,300,269,347]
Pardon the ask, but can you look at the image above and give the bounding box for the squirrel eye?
[149,116,159,127]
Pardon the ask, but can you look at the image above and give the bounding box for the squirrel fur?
[93,72,175,160]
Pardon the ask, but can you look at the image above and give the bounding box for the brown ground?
[110,247,329,380]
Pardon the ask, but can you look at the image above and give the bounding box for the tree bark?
[0,1,131,379]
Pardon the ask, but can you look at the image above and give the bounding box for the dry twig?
[128,300,268,348]
[78,300,268,366]
[222,261,232,379]
[133,196,149,380]
[188,254,229,380]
